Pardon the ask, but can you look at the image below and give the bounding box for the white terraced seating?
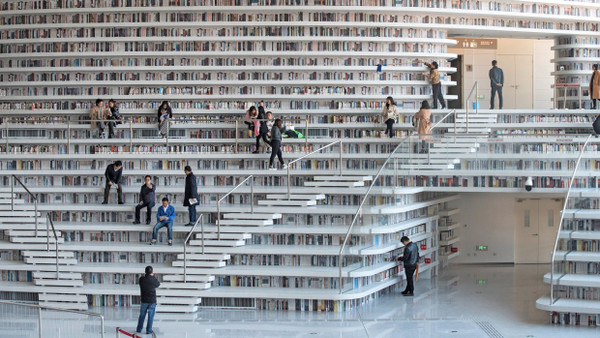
[33,272,82,279]
[38,293,87,303]
[156,296,202,305]
[257,199,317,206]
[222,213,282,220]
[34,279,84,287]
[25,257,77,265]
[218,218,275,226]
[266,194,326,200]
[162,275,215,282]
[10,237,64,244]
[195,233,250,240]
[171,261,225,268]
[186,239,246,246]
[36,301,89,311]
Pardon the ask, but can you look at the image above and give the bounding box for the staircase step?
[0,199,25,204]
[194,233,250,240]
[160,282,211,289]
[0,218,47,225]
[38,294,87,303]
[37,301,88,311]
[218,219,273,226]
[312,176,372,181]
[401,164,455,170]
[33,271,82,279]
[175,253,230,261]
[257,200,316,206]
[266,194,326,200]
[0,211,41,217]
[187,239,246,247]
[157,289,205,297]
[155,305,198,313]
[222,213,281,220]
[34,279,84,287]
[6,230,62,237]
[157,296,202,305]
[304,181,364,187]
[23,251,74,258]
[0,205,37,211]
[12,237,64,244]
[407,158,459,164]
[171,261,225,268]
[163,275,215,282]
[431,143,479,148]
[429,148,476,153]
[25,257,77,265]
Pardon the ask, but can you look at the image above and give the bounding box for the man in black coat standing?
[102,160,123,204]
[133,175,156,225]
[136,265,160,335]
[183,165,199,226]
[397,236,420,296]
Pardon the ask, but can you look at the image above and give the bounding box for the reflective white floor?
[1,264,599,337]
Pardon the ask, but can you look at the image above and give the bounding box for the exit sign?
[476,245,488,251]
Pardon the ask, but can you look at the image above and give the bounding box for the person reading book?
[396,236,420,296]
[157,101,172,138]
[183,165,199,226]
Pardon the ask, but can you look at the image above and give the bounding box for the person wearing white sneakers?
[150,197,175,246]
[268,118,287,170]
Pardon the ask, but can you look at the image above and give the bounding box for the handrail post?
[466,106,469,133]
[563,85,567,109]
[250,176,254,213]
[338,140,343,176]
[235,120,238,153]
[38,306,42,338]
[454,110,457,143]
[10,176,14,211]
[66,120,71,154]
[475,83,479,114]
[217,201,221,240]
[200,214,205,254]
[287,165,291,200]
[55,238,59,279]
[338,252,343,294]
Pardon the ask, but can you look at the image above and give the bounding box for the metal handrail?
[45,214,60,279]
[183,214,204,283]
[286,140,343,199]
[11,175,39,237]
[549,134,592,304]
[465,81,479,133]
[217,175,254,240]
[0,300,105,338]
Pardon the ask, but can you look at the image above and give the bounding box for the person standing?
[268,119,287,170]
[157,101,172,138]
[134,175,156,225]
[253,101,271,153]
[396,236,419,296]
[136,265,160,335]
[489,60,504,109]
[90,98,109,138]
[183,166,199,226]
[381,96,399,138]
[107,99,122,139]
[150,197,175,246]
[102,160,123,204]
[419,59,446,109]
[590,64,600,109]
[244,106,259,139]
[414,100,432,153]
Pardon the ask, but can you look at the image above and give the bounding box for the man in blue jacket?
[396,236,420,296]
[489,60,504,109]
[150,197,175,246]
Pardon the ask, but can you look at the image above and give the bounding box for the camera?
[525,176,533,192]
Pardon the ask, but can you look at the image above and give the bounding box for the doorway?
[495,55,533,109]
[448,55,463,109]
[514,198,562,264]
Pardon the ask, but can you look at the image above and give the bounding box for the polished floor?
[1,264,599,337]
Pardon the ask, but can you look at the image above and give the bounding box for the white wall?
[449,38,554,109]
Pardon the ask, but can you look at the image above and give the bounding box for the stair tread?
[194,233,250,240]
[222,213,281,219]
[266,194,326,200]
[187,239,245,246]
[312,176,372,181]
[35,279,84,286]
[217,219,273,226]
[23,251,74,258]
[37,301,88,311]
[38,294,87,302]
[162,275,215,282]
[304,182,364,187]
[175,253,230,260]
[171,261,225,267]
[160,282,211,289]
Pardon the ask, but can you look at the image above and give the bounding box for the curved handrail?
[549,134,592,304]
[217,175,254,239]
[183,213,204,283]
[286,140,342,199]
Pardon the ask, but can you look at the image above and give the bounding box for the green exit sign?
[476,245,488,251]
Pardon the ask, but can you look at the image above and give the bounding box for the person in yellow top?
[590,64,600,109]
[418,59,446,109]
[381,96,399,138]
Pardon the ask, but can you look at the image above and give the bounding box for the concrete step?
[266,194,326,200]
[431,143,479,148]
[0,211,41,217]
[38,294,87,303]
[162,275,215,282]
[194,233,250,240]
[171,260,225,268]
[157,289,205,297]
[6,230,62,237]
[218,219,273,226]
[0,218,46,225]
[0,199,25,204]
[407,158,459,164]
[175,253,230,261]
[312,176,372,181]
[257,199,317,206]
[0,205,37,211]
[11,237,64,244]
[222,213,281,220]
[23,251,74,258]
[33,271,82,280]
[157,296,202,305]
[304,181,364,187]
[429,147,476,153]
[155,305,198,313]
[34,279,84,287]
[37,301,88,311]
[25,257,77,265]
[160,282,211,290]
[187,239,246,247]
[401,164,455,170]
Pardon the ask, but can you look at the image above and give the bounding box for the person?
[489,60,504,109]
[90,98,109,138]
[381,96,399,138]
[413,100,432,153]
[102,160,123,204]
[268,119,287,170]
[254,101,271,153]
[590,64,600,109]
[134,175,156,225]
[136,265,160,335]
[183,166,199,226]
[105,99,121,138]
[396,236,419,296]
[244,106,259,138]
[157,101,172,138]
[418,59,446,109]
[150,197,175,246]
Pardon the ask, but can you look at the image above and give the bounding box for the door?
[495,55,533,109]
[448,55,463,109]
[514,198,562,263]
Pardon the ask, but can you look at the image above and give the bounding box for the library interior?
[1,0,600,337]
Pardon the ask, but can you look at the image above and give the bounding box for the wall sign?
[454,38,498,49]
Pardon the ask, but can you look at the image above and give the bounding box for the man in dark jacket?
[183,165,199,226]
[134,175,156,225]
[136,265,160,335]
[489,60,504,109]
[102,161,123,204]
[253,101,271,153]
[397,236,419,296]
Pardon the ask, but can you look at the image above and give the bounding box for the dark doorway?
[448,55,463,109]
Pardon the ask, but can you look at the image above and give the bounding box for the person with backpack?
[396,236,420,296]
[268,119,287,170]
[381,96,399,138]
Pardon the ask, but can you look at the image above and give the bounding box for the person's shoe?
[118,201,124,205]
[403,292,414,296]
[101,202,107,205]
[401,290,409,295]
[168,240,173,246]
[149,240,156,245]
[268,166,276,170]
[282,164,288,170]
[252,150,259,154]
[133,221,140,225]
[184,223,194,226]
[146,220,151,225]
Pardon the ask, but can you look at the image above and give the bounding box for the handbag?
[593,115,600,135]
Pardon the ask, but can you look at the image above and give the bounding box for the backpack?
[284,130,304,138]
[593,115,600,135]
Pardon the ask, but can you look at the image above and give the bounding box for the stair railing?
[217,175,254,240]
[465,81,479,133]
[0,300,105,338]
[549,134,592,304]
[183,213,204,283]
[45,214,60,278]
[286,140,343,200]
[427,109,458,164]
[11,175,39,237]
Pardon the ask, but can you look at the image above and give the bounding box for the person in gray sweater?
[268,119,287,170]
